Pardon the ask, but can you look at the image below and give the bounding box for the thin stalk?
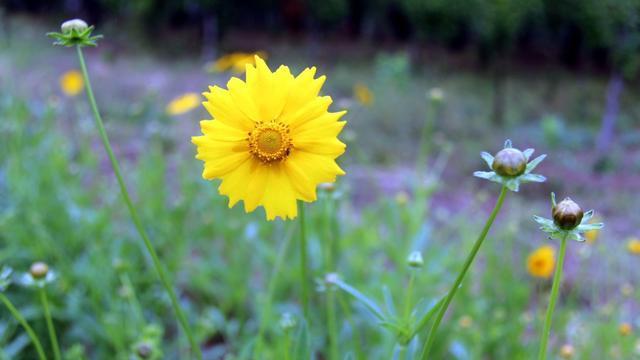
[537,234,569,360]
[0,293,47,360]
[324,200,339,360]
[39,288,61,360]
[420,185,508,359]
[299,202,310,321]
[403,273,416,323]
[75,46,201,359]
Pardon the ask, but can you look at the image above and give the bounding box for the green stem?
[537,234,568,360]
[404,273,416,323]
[75,46,201,360]
[39,288,61,360]
[299,202,310,321]
[324,200,339,360]
[420,185,508,359]
[0,293,47,360]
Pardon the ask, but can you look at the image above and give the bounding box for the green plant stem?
[537,234,569,360]
[404,273,416,323]
[420,185,508,359]
[75,46,201,360]
[299,202,310,321]
[0,293,47,360]
[39,288,61,360]
[324,200,339,360]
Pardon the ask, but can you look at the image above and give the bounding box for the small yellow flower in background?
[207,52,267,73]
[627,238,640,255]
[59,70,84,96]
[619,322,632,336]
[527,245,555,278]
[166,93,200,116]
[395,191,409,206]
[353,83,374,106]
[192,56,346,220]
[584,216,602,244]
[458,315,473,329]
[621,283,634,297]
[560,344,575,358]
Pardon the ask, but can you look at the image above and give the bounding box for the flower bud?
[491,148,527,177]
[135,342,152,359]
[61,19,88,34]
[552,198,583,230]
[560,344,575,358]
[428,88,444,103]
[29,262,49,280]
[407,251,424,268]
[279,312,296,331]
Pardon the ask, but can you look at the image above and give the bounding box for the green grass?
[1,16,640,360]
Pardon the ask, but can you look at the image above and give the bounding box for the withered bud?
[29,262,49,280]
[135,342,152,359]
[492,148,527,177]
[552,198,583,230]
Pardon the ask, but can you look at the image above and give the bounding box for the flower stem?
[420,185,508,359]
[0,293,47,360]
[537,234,568,360]
[39,288,61,360]
[324,200,339,360]
[299,201,310,321]
[75,46,201,360]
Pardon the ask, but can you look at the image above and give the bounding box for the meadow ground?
[1,15,640,359]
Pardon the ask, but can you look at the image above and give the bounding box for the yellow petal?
[282,67,326,115]
[261,164,298,220]
[203,86,254,131]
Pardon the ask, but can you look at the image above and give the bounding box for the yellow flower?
[207,52,267,73]
[584,216,602,244]
[627,238,640,255]
[166,93,200,116]
[619,322,632,336]
[192,56,346,220]
[395,191,409,206]
[59,70,84,96]
[526,245,555,278]
[353,83,374,106]
[560,344,575,358]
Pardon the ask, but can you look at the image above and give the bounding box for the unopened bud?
[29,262,49,280]
[492,148,527,177]
[135,342,152,358]
[407,251,424,268]
[560,344,575,358]
[61,19,88,34]
[552,198,583,230]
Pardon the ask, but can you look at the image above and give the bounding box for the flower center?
[248,121,292,163]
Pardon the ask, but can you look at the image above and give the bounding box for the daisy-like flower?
[59,70,84,96]
[620,322,632,336]
[474,139,546,192]
[527,245,555,278]
[166,93,200,116]
[192,56,346,220]
[207,52,267,74]
[533,193,604,242]
[353,83,374,106]
[627,238,640,255]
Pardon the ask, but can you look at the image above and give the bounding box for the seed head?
[552,198,583,230]
[135,342,152,359]
[492,148,527,177]
[29,262,49,280]
[61,19,88,34]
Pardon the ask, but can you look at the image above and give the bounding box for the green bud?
[407,251,424,268]
[492,148,527,177]
[61,19,88,34]
[29,262,49,280]
[552,198,583,230]
[279,312,296,331]
[135,342,152,359]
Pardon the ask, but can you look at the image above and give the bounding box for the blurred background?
[1,1,640,359]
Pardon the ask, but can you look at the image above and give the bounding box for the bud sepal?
[474,139,546,192]
[533,193,604,242]
[47,19,102,47]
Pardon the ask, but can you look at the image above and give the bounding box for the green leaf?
[523,148,534,161]
[293,319,311,360]
[383,286,397,317]
[480,152,494,168]
[332,277,385,321]
[525,154,546,173]
[520,173,546,183]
